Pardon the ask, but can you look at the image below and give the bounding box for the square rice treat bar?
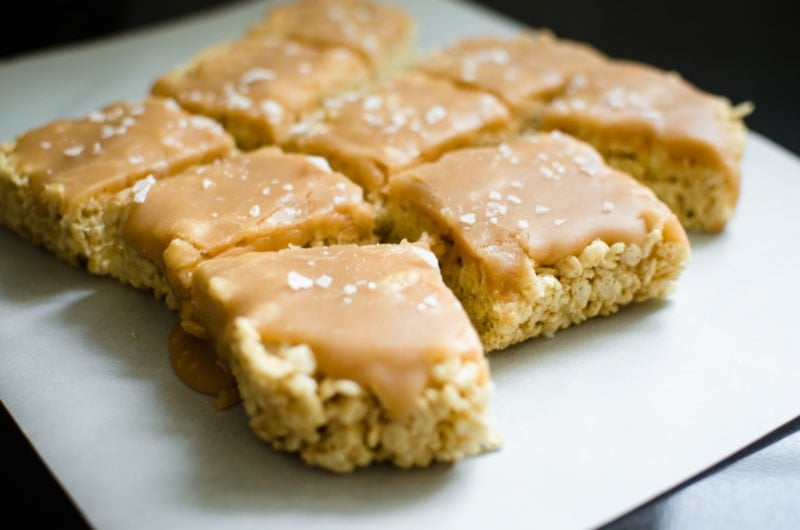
[284,74,514,201]
[183,242,496,472]
[152,36,369,148]
[0,97,234,270]
[249,0,416,76]
[420,32,606,127]
[539,61,749,232]
[103,147,374,310]
[385,132,690,351]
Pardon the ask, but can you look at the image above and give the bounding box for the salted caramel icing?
[421,32,606,111]
[152,37,368,145]
[250,0,414,68]
[13,97,234,206]
[288,75,512,192]
[389,132,687,288]
[168,323,239,410]
[540,61,740,201]
[189,243,485,419]
[123,148,373,299]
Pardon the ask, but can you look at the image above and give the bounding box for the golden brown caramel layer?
[389,132,686,289]
[540,61,741,204]
[169,323,239,410]
[287,75,512,193]
[13,97,234,205]
[123,147,374,299]
[421,32,605,112]
[189,243,485,419]
[250,0,414,69]
[153,38,368,146]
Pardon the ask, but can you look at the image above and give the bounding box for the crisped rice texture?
[226,317,498,472]
[537,100,747,232]
[1,144,112,269]
[384,200,689,351]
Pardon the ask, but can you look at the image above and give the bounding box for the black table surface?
[2,1,799,528]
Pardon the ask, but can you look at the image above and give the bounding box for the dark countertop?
[2,1,798,528]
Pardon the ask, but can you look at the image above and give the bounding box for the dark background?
[2,1,798,528]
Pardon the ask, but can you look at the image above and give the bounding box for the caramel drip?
[122,148,373,299]
[168,324,239,410]
[189,243,485,419]
[541,61,740,200]
[152,38,368,143]
[421,32,606,110]
[13,97,233,205]
[389,132,686,288]
[289,75,511,192]
[250,0,414,67]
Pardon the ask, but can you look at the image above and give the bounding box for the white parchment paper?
[1,1,799,528]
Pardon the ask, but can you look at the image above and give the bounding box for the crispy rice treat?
[249,0,416,77]
[184,243,496,472]
[539,61,748,231]
[420,32,606,127]
[284,74,514,201]
[152,37,369,148]
[0,97,234,270]
[103,148,374,310]
[385,132,690,351]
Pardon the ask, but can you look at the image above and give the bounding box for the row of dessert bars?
[0,0,745,471]
[154,7,747,232]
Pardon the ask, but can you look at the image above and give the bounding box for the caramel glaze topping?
[189,243,486,419]
[288,75,512,193]
[250,0,414,68]
[152,37,368,145]
[168,323,239,410]
[421,32,606,112]
[13,97,234,206]
[388,132,687,291]
[541,61,741,204]
[123,148,373,300]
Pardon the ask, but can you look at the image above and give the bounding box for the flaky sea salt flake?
[425,105,447,125]
[288,271,314,290]
[422,294,439,308]
[306,156,332,173]
[261,99,284,122]
[240,68,276,84]
[362,95,383,111]
[132,175,157,204]
[315,274,333,288]
[411,247,439,270]
[63,145,84,157]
